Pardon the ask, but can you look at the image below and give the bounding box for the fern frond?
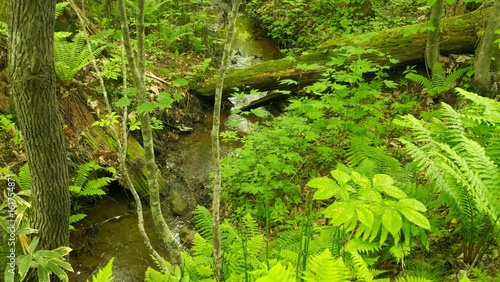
[255,262,296,282]
[88,258,114,282]
[348,250,375,281]
[308,226,343,256]
[18,163,31,191]
[54,31,107,82]
[191,233,214,258]
[405,73,433,89]
[72,161,101,187]
[78,177,113,196]
[396,275,433,282]
[302,249,350,282]
[347,136,403,179]
[193,205,214,241]
[431,62,445,89]
[345,238,381,254]
[69,213,87,224]
[444,67,468,87]
[239,213,261,238]
[55,2,69,20]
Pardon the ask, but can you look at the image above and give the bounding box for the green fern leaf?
[87,258,114,282]
[396,275,433,282]
[255,262,295,282]
[193,206,214,241]
[302,249,350,282]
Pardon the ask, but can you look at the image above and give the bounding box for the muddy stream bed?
[68,6,280,281]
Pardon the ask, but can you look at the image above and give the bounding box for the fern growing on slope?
[54,31,107,82]
[405,63,468,96]
[395,88,500,266]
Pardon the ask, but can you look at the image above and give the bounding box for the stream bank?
[68,3,280,280]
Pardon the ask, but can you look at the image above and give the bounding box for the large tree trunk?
[8,0,70,259]
[192,7,490,97]
[473,0,500,97]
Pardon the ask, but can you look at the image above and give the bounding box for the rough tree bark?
[192,7,490,97]
[211,1,241,280]
[425,0,445,68]
[473,0,500,96]
[117,0,181,266]
[7,0,71,277]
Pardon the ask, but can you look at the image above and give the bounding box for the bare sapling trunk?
[69,0,169,271]
[425,0,445,68]
[211,0,242,281]
[117,0,181,266]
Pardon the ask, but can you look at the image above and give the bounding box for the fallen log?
[191,7,490,97]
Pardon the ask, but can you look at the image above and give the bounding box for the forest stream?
[68,5,280,281]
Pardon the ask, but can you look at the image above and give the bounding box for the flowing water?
[69,4,279,281]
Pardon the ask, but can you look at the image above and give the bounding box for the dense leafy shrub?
[221,46,405,228]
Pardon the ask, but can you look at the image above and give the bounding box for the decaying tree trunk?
[192,7,490,97]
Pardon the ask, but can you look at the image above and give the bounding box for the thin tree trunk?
[425,0,445,68]
[69,0,169,271]
[473,0,500,96]
[211,1,241,281]
[117,0,181,265]
[8,0,71,254]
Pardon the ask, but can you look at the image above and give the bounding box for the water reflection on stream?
[69,4,280,280]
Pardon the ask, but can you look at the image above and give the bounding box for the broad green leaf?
[382,185,407,199]
[46,261,67,279]
[324,202,355,226]
[136,102,156,114]
[308,177,336,189]
[115,96,130,107]
[382,208,402,237]
[331,169,350,184]
[373,174,394,192]
[158,92,174,109]
[173,78,189,87]
[309,177,340,200]
[397,198,427,212]
[29,237,39,254]
[123,87,138,97]
[251,108,268,118]
[37,266,50,282]
[18,255,32,280]
[351,171,371,189]
[356,205,374,228]
[399,208,430,230]
[36,250,65,259]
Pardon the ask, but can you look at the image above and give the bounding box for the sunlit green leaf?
[136,102,156,114]
[382,208,402,237]
[173,78,189,87]
[115,96,130,108]
[399,208,430,229]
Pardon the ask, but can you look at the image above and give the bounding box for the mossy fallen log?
[192,8,490,97]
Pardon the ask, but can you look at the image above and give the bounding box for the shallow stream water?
[68,3,279,281]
